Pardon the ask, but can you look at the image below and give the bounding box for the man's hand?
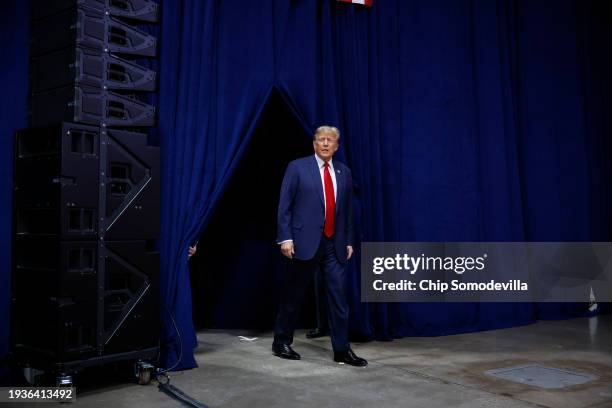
[281,241,295,259]
[347,245,353,260]
[188,245,197,259]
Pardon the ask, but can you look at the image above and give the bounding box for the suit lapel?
[309,156,325,208]
[334,165,342,215]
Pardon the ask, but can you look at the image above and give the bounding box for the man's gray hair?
[314,125,340,140]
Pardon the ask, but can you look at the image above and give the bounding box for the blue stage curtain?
[156,0,611,370]
[0,0,29,382]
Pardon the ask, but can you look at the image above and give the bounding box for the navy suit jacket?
[277,155,354,263]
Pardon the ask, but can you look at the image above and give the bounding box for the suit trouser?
[313,266,328,331]
[273,235,349,352]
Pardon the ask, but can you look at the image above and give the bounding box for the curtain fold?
[0,0,29,382]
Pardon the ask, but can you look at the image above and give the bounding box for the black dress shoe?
[272,343,301,360]
[333,348,367,367]
[306,328,329,339]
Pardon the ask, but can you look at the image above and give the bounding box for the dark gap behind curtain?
[190,90,315,330]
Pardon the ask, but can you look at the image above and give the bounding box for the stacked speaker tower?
[12,0,160,385]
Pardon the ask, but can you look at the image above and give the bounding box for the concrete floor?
[53,315,612,408]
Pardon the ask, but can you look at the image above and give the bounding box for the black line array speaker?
[14,123,159,241]
[12,122,160,364]
[12,0,160,380]
[30,5,157,57]
[32,0,159,24]
[12,238,159,361]
[30,84,156,127]
[30,47,157,93]
[28,0,158,127]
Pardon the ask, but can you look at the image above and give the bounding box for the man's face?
[313,132,339,162]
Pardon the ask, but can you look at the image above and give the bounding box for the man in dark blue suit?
[272,126,367,367]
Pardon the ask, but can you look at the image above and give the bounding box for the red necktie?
[323,162,335,238]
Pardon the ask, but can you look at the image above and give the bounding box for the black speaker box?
[15,123,100,240]
[12,236,98,361]
[15,122,159,240]
[102,240,160,354]
[102,126,160,240]
[30,46,156,94]
[30,5,157,58]
[29,84,156,127]
[12,238,159,362]
[32,0,159,23]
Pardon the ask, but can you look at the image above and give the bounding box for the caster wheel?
[56,373,73,387]
[134,361,154,385]
[23,367,45,386]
